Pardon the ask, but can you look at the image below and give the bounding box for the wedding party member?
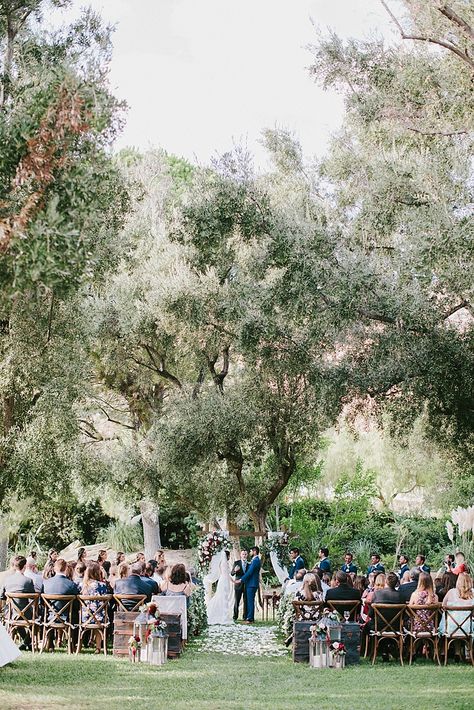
[316,547,331,573]
[341,552,357,575]
[408,572,438,632]
[114,562,155,606]
[136,552,145,563]
[231,549,249,620]
[397,554,410,579]
[452,552,467,575]
[1,556,35,650]
[43,548,58,579]
[77,547,87,564]
[366,554,385,575]
[399,567,420,603]
[97,550,111,578]
[115,552,126,567]
[80,562,109,653]
[160,563,192,598]
[206,550,233,625]
[235,546,261,624]
[288,548,305,579]
[325,571,361,617]
[415,554,430,574]
[154,549,166,566]
[24,556,43,593]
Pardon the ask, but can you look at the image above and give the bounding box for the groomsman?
[366,553,385,575]
[288,548,305,580]
[341,552,357,574]
[317,547,331,574]
[397,554,410,579]
[415,554,431,574]
[234,546,261,623]
[231,549,249,620]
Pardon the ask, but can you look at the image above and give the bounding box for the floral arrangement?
[128,635,142,655]
[309,609,342,641]
[331,641,346,657]
[277,591,296,636]
[139,602,168,638]
[262,532,290,569]
[188,584,208,637]
[197,531,231,574]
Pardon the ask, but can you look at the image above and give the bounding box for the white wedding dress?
[205,551,234,625]
[0,622,21,667]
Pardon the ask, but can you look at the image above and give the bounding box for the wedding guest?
[160,563,193,597]
[42,559,80,621]
[437,554,455,577]
[74,561,87,588]
[108,564,118,589]
[400,570,411,585]
[353,575,368,596]
[140,562,159,596]
[439,573,474,649]
[341,552,357,575]
[408,572,438,632]
[136,552,145,563]
[316,547,331,573]
[367,554,385,575]
[435,571,457,603]
[97,550,111,578]
[80,561,109,653]
[285,568,306,596]
[1,556,35,650]
[114,562,154,606]
[325,571,362,618]
[288,548,305,579]
[153,564,167,586]
[65,563,75,581]
[415,554,430,574]
[115,552,126,566]
[452,552,467,575]
[118,562,130,580]
[294,573,323,620]
[25,556,43,593]
[368,572,401,626]
[399,568,420,603]
[398,554,410,580]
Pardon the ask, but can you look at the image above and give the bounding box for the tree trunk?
[250,510,268,546]
[140,499,161,561]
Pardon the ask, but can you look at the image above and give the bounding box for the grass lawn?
[0,644,473,710]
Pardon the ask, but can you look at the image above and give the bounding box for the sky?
[50,0,399,167]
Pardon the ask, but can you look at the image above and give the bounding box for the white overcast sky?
[50,0,400,167]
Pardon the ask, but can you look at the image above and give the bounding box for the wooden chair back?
[5,593,40,628]
[77,595,112,628]
[406,603,442,636]
[291,600,324,620]
[326,599,361,622]
[113,594,147,612]
[441,605,474,640]
[41,594,76,627]
[372,604,406,635]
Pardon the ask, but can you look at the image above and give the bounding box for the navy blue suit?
[238,555,261,622]
[318,558,331,573]
[398,563,409,579]
[288,556,305,580]
[341,562,357,574]
[367,562,385,575]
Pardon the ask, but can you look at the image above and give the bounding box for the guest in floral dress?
[294,573,323,621]
[80,562,109,653]
[408,573,438,632]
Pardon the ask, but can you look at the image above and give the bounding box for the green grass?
[1,645,473,710]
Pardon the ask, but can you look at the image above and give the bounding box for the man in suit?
[288,548,305,580]
[398,567,420,603]
[397,554,410,580]
[415,554,431,574]
[341,552,357,575]
[140,562,159,596]
[114,562,155,608]
[367,553,385,575]
[234,546,261,624]
[42,558,80,615]
[1,555,35,649]
[24,556,43,593]
[231,549,249,620]
[317,547,331,574]
[368,572,402,630]
[325,571,361,617]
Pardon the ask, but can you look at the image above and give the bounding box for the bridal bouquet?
[197,531,231,574]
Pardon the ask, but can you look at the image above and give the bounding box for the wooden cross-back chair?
[113,594,147,613]
[405,604,442,665]
[76,595,113,656]
[5,593,41,652]
[370,604,406,665]
[441,606,474,666]
[326,600,361,622]
[40,594,76,654]
[291,600,324,620]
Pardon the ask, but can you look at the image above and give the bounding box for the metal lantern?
[309,638,329,668]
[147,630,168,666]
[129,643,141,663]
[133,611,149,662]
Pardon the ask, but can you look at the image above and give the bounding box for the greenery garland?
[197,531,232,575]
[188,585,208,637]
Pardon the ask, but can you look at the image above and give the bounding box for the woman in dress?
[160,563,193,599]
[439,572,474,649]
[205,551,234,625]
[408,572,438,632]
[80,561,109,653]
[294,573,323,621]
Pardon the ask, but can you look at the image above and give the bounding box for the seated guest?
[399,567,420,603]
[353,575,368,596]
[439,572,474,639]
[74,561,86,588]
[316,547,331,574]
[65,563,75,581]
[97,550,111,579]
[160,563,193,597]
[408,572,438,632]
[416,554,430,574]
[43,548,58,579]
[108,564,119,589]
[341,552,357,575]
[312,567,330,596]
[435,571,457,603]
[285,568,306,596]
[154,549,166,566]
[367,553,385,576]
[294,573,323,620]
[452,552,467,575]
[153,564,167,585]
[24,556,43,593]
[80,561,109,653]
[400,570,411,585]
[42,558,80,621]
[368,572,401,626]
[325,570,362,617]
[115,551,126,567]
[114,562,154,606]
[398,554,410,580]
[1,556,35,649]
[140,562,159,596]
[288,548,305,580]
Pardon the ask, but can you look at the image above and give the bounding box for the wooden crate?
[292,621,361,665]
[113,611,183,659]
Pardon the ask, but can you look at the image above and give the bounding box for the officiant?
[231,549,249,620]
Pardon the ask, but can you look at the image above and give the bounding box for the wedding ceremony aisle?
[195,623,287,657]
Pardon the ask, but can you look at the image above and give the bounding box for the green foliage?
[97,519,143,553]
[187,585,208,637]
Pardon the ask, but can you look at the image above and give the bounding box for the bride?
[205,549,234,625]
[0,622,21,668]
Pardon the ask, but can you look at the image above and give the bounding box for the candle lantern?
[309,638,329,668]
[133,611,149,662]
[147,629,168,666]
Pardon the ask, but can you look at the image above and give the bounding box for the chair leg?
[399,637,404,666]
[444,637,448,666]
[408,637,413,665]
[371,637,378,665]
[76,629,82,655]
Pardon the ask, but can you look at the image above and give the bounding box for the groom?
[233,546,261,624]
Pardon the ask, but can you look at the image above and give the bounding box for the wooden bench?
[113,611,183,659]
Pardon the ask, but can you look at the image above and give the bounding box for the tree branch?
[441,299,469,320]
[98,406,136,430]
[438,5,474,42]
[406,126,469,137]
[142,344,183,390]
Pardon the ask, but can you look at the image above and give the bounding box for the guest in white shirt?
[24,557,43,592]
